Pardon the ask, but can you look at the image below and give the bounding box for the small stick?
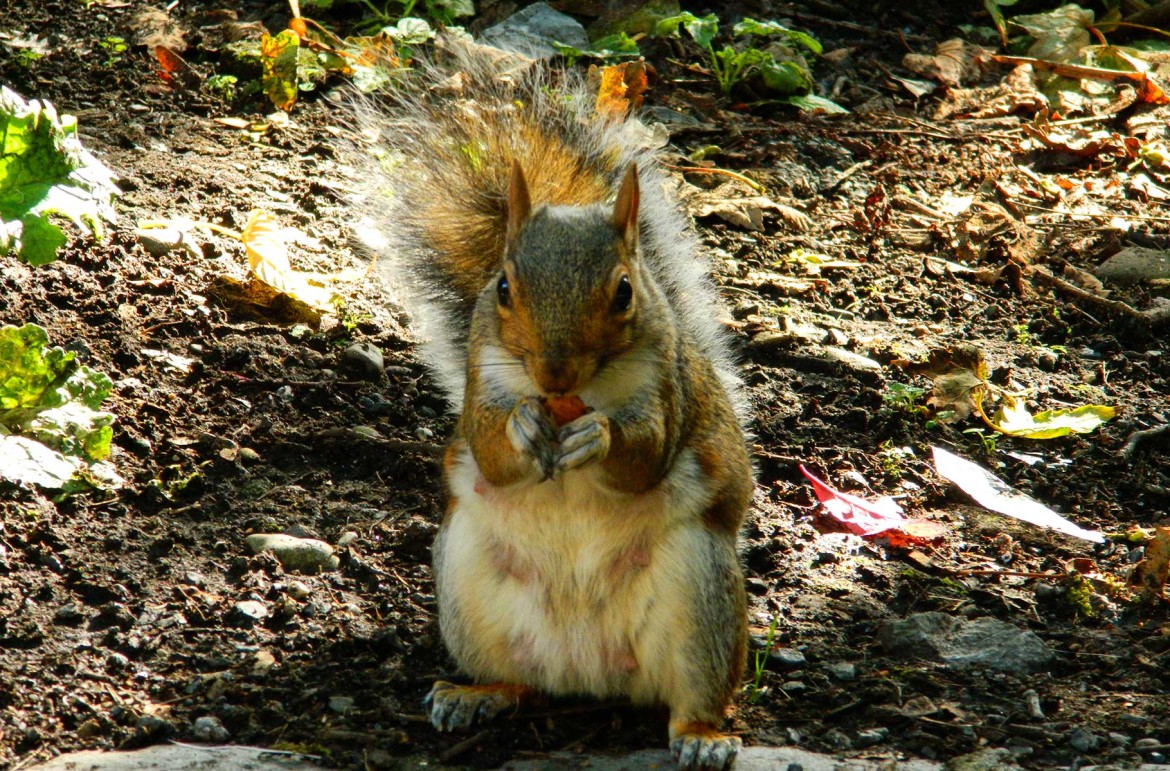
[439,729,492,762]
[1122,423,1170,460]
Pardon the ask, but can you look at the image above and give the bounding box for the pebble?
[246,533,340,573]
[230,600,269,626]
[1108,732,1132,747]
[54,603,86,625]
[107,652,130,672]
[328,695,355,714]
[135,714,172,739]
[824,661,857,681]
[1067,727,1101,753]
[779,680,806,695]
[337,531,359,547]
[287,581,311,600]
[762,645,799,671]
[854,727,889,747]
[76,718,104,739]
[192,715,230,742]
[340,342,384,381]
[1135,737,1162,750]
[182,571,207,589]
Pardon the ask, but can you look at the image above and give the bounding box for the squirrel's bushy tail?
[350,39,742,415]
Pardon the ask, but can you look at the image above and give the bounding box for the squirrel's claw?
[670,725,741,771]
[506,397,557,479]
[555,411,611,473]
[425,681,523,732]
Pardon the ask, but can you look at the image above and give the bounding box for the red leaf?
[800,465,945,546]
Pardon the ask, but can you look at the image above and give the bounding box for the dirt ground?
[2,0,1169,769]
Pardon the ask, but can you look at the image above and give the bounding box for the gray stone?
[287,580,311,600]
[230,600,269,626]
[945,748,1026,771]
[877,612,1054,674]
[855,727,889,747]
[191,715,230,742]
[246,533,340,573]
[26,744,328,770]
[328,695,355,714]
[479,2,588,60]
[503,747,941,770]
[767,647,807,671]
[340,342,384,381]
[825,660,857,681]
[1095,246,1170,285]
[1068,727,1102,753]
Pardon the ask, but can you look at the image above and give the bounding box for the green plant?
[883,382,927,414]
[99,36,128,67]
[963,427,998,456]
[1012,322,1032,346]
[552,32,641,66]
[205,74,239,102]
[14,50,43,67]
[656,13,820,96]
[746,615,779,703]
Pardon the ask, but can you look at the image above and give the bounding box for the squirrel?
[356,38,754,770]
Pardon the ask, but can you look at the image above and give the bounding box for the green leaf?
[733,18,822,54]
[656,12,718,49]
[555,32,641,64]
[0,324,120,491]
[992,396,1117,439]
[0,88,118,265]
[984,0,1019,45]
[759,58,812,94]
[385,17,434,45]
[783,93,850,114]
[429,0,474,18]
[260,30,300,111]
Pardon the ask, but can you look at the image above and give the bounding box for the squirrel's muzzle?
[531,356,581,396]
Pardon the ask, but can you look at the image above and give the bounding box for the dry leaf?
[592,60,648,119]
[1131,526,1170,603]
[902,38,989,88]
[241,210,335,311]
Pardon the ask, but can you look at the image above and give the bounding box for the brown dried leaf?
[1131,526,1170,603]
[902,38,989,88]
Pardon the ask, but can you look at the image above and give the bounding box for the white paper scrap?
[932,446,1104,543]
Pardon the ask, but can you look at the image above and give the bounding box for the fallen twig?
[1123,423,1170,460]
[1032,266,1170,328]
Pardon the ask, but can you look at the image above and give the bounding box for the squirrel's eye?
[612,275,633,313]
[497,275,511,308]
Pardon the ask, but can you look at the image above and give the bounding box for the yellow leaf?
[261,29,300,112]
[991,394,1117,439]
[240,210,334,311]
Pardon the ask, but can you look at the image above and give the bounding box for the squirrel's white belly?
[438,446,713,702]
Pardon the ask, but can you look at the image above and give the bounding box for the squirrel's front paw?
[506,396,557,479]
[424,681,525,732]
[555,411,611,473]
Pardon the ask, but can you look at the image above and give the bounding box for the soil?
[2,1,1169,769]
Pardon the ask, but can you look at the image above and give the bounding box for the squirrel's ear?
[506,160,532,250]
[612,162,639,253]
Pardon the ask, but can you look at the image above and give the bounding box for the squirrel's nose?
[534,357,578,396]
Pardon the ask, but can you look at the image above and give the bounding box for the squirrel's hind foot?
[669,720,741,771]
[424,680,530,732]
